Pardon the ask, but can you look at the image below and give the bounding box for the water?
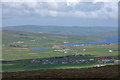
[65,35,119,46]
[17,35,119,50]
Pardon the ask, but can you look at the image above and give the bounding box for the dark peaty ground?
[1,65,120,80]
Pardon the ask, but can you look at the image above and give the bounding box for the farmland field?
[1,30,119,72]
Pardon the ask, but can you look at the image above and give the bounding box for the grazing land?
[2,30,109,61]
[2,30,119,72]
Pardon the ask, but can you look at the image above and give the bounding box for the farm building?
[64,51,67,53]
[8,43,20,47]
[63,41,69,43]
[109,50,112,53]
[52,45,66,49]
[16,41,24,43]
[63,48,70,51]
[21,45,29,48]
[54,48,70,52]
[30,40,35,41]
[114,60,120,63]
[54,50,64,52]
[8,41,24,47]
[97,57,114,60]
[97,57,114,63]
[82,49,86,51]
[94,64,105,67]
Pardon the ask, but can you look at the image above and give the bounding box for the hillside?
[3,25,118,36]
[3,30,107,61]
[2,30,104,47]
[2,65,119,79]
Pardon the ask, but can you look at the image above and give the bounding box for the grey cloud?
[75,2,104,12]
[2,2,117,19]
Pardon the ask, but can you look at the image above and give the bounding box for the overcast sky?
[2,0,118,27]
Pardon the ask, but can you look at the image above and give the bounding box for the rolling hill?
[3,25,118,36]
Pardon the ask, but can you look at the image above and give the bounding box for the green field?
[2,30,119,72]
[2,30,108,60]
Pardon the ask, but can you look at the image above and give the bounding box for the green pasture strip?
[2,44,118,61]
[2,63,94,72]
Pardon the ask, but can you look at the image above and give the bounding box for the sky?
[1,0,118,27]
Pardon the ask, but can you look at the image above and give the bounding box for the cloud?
[2,1,118,19]
[1,0,119,2]
[74,2,104,12]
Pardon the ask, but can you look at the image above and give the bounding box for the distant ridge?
[3,25,117,36]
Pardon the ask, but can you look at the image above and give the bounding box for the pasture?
[2,30,119,72]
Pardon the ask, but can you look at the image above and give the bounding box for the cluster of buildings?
[52,45,66,49]
[30,54,119,65]
[30,58,93,64]
[8,41,30,48]
[54,48,70,52]
[63,41,69,43]
[52,45,70,53]
[8,41,24,47]
[96,57,117,63]
[30,54,94,64]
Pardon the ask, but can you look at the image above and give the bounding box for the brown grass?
[2,65,119,80]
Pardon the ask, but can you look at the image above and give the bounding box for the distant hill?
[2,30,104,48]
[3,25,118,36]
